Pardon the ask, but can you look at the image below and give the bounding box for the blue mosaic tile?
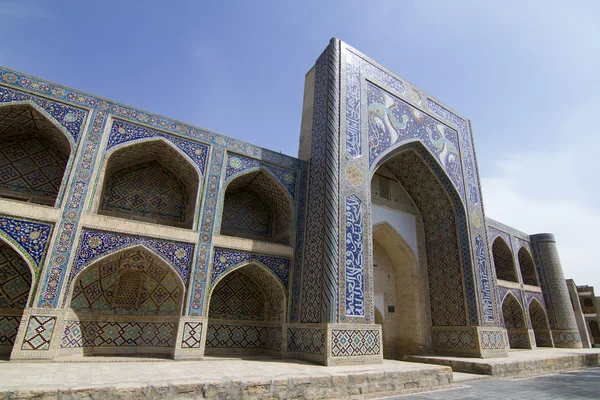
[345,195,364,317]
[0,216,52,269]
[211,248,290,290]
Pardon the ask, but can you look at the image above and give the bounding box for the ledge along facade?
[0,38,582,365]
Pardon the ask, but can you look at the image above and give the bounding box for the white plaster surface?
[372,204,418,260]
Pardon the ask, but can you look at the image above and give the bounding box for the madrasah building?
[0,39,583,365]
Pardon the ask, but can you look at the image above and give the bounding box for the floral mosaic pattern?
[0,216,52,269]
[226,154,297,199]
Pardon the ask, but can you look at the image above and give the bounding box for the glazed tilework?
[205,324,281,351]
[0,316,21,346]
[286,327,326,355]
[289,164,308,323]
[0,86,87,142]
[518,247,539,286]
[66,230,193,296]
[225,154,298,199]
[529,299,552,347]
[209,271,266,321]
[345,195,364,316]
[181,322,203,349]
[367,83,465,201]
[108,120,208,174]
[100,161,190,224]
[69,248,183,314]
[211,248,290,290]
[432,330,477,349]
[331,329,380,357]
[21,315,56,350]
[475,235,494,322]
[0,241,32,309]
[492,237,518,282]
[60,320,176,348]
[221,188,273,240]
[0,216,52,269]
[480,330,507,350]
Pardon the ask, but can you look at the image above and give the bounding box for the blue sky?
[1,1,599,288]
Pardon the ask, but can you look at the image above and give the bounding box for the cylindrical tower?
[530,233,582,348]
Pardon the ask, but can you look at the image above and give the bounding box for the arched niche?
[220,170,292,245]
[97,139,200,229]
[502,293,529,349]
[61,246,185,357]
[590,321,600,344]
[205,262,286,356]
[0,104,72,206]
[0,239,33,355]
[492,237,518,283]
[518,247,539,286]
[371,143,474,329]
[528,299,553,347]
[372,222,429,359]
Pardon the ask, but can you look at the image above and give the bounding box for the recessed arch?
[372,222,430,358]
[502,293,530,349]
[371,141,475,330]
[220,168,293,245]
[589,321,600,344]
[0,103,74,207]
[492,237,518,282]
[0,238,34,355]
[205,262,286,356]
[96,138,201,229]
[528,298,553,347]
[518,247,539,286]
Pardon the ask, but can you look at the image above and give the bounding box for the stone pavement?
[0,357,452,399]
[406,348,600,377]
[387,366,600,399]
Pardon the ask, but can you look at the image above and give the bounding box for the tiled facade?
[0,39,582,364]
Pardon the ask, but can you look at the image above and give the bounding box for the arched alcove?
[98,139,200,229]
[502,294,529,349]
[518,247,539,286]
[61,246,184,357]
[205,263,285,356]
[590,321,600,345]
[492,238,518,282]
[0,104,71,206]
[0,240,33,355]
[372,222,429,359]
[220,170,292,245]
[529,299,553,347]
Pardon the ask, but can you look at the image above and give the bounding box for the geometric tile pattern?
[367,82,465,201]
[286,327,326,355]
[205,324,281,351]
[384,151,467,326]
[475,234,494,322]
[69,248,183,314]
[21,316,56,350]
[518,247,539,286]
[529,299,553,347]
[0,315,21,346]
[181,322,203,349]
[0,87,87,142]
[221,170,292,244]
[432,330,477,349]
[67,230,193,292]
[100,161,189,224]
[502,294,525,329]
[0,241,32,309]
[211,248,290,290]
[225,153,298,199]
[331,329,380,357]
[480,330,507,350]
[107,120,209,175]
[0,216,52,269]
[209,271,265,321]
[492,237,518,282]
[60,320,176,348]
[345,195,364,316]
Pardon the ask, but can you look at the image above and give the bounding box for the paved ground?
[388,367,600,399]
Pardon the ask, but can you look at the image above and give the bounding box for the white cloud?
[482,99,600,289]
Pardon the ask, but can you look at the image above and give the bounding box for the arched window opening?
[63,247,184,357]
[220,171,292,245]
[502,294,530,349]
[0,104,71,206]
[98,140,199,229]
[492,238,518,282]
[590,321,600,343]
[0,241,33,355]
[518,248,539,286]
[529,299,553,347]
[206,263,285,356]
